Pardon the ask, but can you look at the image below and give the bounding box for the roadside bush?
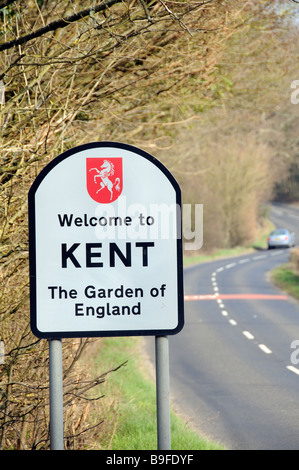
[290,248,299,276]
[169,125,275,250]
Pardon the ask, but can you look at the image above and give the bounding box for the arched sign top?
[29,141,181,201]
[28,141,184,339]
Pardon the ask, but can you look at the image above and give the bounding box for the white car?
[267,229,296,249]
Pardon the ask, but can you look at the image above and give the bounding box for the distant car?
[267,229,296,249]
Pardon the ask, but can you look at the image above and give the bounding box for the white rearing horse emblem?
[89,160,121,201]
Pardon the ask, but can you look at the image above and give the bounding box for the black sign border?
[28,141,184,339]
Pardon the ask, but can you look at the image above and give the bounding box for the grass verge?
[92,336,224,450]
[183,245,255,267]
[271,263,299,301]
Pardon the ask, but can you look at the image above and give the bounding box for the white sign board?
[29,142,184,338]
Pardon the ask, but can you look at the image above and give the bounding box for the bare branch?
[0,0,123,52]
[139,0,152,21]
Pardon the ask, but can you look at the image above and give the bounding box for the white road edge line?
[229,319,237,326]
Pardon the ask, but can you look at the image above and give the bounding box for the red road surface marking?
[184,294,288,301]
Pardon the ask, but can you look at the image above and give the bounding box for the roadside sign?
[28,142,184,338]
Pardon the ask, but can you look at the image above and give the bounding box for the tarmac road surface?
[148,203,299,450]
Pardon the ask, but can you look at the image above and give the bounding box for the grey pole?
[155,335,171,450]
[49,339,64,450]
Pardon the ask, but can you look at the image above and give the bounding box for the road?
[164,203,299,450]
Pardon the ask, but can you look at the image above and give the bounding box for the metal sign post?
[155,335,171,450]
[49,339,64,450]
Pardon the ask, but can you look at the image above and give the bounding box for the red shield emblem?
[86,158,123,203]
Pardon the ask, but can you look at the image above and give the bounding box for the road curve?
[167,203,299,450]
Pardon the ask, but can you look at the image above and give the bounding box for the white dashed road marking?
[258,344,272,355]
[287,365,299,376]
[185,249,295,370]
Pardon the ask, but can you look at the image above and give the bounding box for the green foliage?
[271,264,299,300]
